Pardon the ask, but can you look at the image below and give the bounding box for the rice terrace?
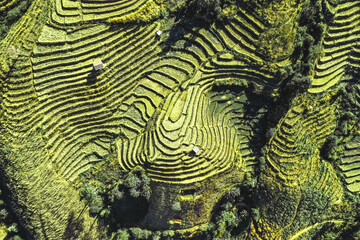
[1,0,360,239]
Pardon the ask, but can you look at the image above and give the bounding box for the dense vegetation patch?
[0,186,26,239]
[0,0,33,40]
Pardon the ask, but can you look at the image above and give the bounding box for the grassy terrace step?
[0,0,16,9]
[2,1,271,216]
[236,7,265,34]
[231,14,263,40]
[309,1,360,93]
[31,24,154,94]
[324,32,360,49]
[34,53,158,144]
[186,34,222,58]
[50,0,151,25]
[199,52,277,87]
[33,26,159,110]
[318,49,351,66]
[2,68,43,136]
[1,4,49,112]
[23,16,163,180]
[171,40,210,63]
[340,140,360,192]
[0,0,107,237]
[266,98,339,200]
[81,0,145,12]
[346,141,360,149]
[47,76,169,177]
[114,83,245,184]
[335,1,360,17]
[309,0,360,93]
[216,24,261,60]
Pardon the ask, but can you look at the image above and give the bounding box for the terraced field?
[266,94,343,202]
[21,1,275,184]
[0,0,16,10]
[310,0,360,93]
[0,0,278,237]
[340,141,360,192]
[1,0,360,239]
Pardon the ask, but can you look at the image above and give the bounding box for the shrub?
[162,230,175,237]
[80,183,104,215]
[109,169,151,225]
[123,168,151,200]
[320,134,339,160]
[171,201,181,211]
[115,229,129,240]
[7,223,18,233]
[251,208,260,221]
[0,0,33,40]
[130,227,152,239]
[124,174,141,189]
[152,231,161,240]
[10,236,22,240]
[209,186,250,238]
[110,185,124,202]
[10,235,22,240]
[129,188,140,198]
[259,156,266,171]
[286,74,312,92]
[0,209,8,220]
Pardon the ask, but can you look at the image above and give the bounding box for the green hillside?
[0,0,360,239]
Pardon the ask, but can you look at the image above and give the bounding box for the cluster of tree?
[273,0,325,100]
[0,189,24,240]
[0,0,33,40]
[259,0,326,145]
[110,185,257,240]
[109,168,151,225]
[320,86,359,161]
[175,0,244,25]
[79,169,260,239]
[112,227,175,240]
[79,167,152,237]
[209,187,250,239]
[294,189,352,239]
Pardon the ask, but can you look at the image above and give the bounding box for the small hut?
[93,60,104,71]
[192,146,200,155]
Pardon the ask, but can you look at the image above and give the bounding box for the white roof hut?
[192,146,200,155]
[93,60,104,71]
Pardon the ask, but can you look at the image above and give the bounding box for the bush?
[152,231,161,240]
[124,174,141,189]
[80,183,104,215]
[110,185,124,202]
[286,74,312,92]
[130,227,152,239]
[122,168,151,200]
[109,168,151,225]
[7,223,18,233]
[171,201,181,211]
[162,230,175,237]
[209,186,250,238]
[10,235,23,240]
[10,236,23,240]
[114,229,129,240]
[0,209,8,220]
[182,0,242,24]
[259,156,266,171]
[320,134,339,160]
[0,0,32,40]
